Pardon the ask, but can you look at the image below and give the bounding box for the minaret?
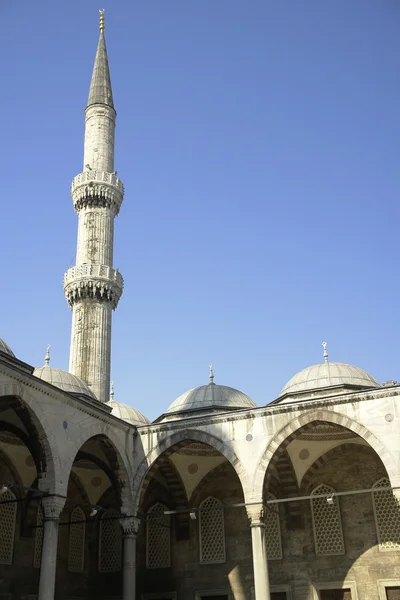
[64,11,124,402]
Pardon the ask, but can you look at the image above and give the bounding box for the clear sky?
[1,0,400,421]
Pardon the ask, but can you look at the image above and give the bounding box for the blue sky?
[1,0,400,421]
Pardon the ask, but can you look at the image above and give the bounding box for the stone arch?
[65,430,133,513]
[253,409,398,500]
[0,383,60,493]
[133,428,250,512]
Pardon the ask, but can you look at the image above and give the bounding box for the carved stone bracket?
[71,170,124,216]
[41,496,66,521]
[120,516,140,537]
[64,264,123,309]
[247,502,266,527]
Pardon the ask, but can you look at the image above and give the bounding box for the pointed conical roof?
[87,30,114,109]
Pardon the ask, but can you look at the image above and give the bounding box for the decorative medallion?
[299,448,310,461]
[188,463,199,475]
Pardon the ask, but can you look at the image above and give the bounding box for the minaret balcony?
[71,170,124,215]
[64,264,123,309]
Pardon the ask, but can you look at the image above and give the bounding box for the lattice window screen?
[199,496,226,564]
[311,484,344,555]
[33,506,44,568]
[265,493,283,560]
[68,507,85,572]
[0,488,16,565]
[146,503,171,569]
[98,511,122,572]
[372,477,400,551]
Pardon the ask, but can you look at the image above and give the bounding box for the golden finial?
[99,9,105,32]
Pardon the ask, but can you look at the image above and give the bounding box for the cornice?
[138,386,400,436]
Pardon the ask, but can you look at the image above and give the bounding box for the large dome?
[33,365,97,399]
[160,368,256,421]
[279,361,380,400]
[107,399,150,426]
[0,338,15,357]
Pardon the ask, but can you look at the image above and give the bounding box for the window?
[265,493,283,559]
[146,503,170,569]
[319,591,352,600]
[68,506,85,572]
[199,496,226,564]
[372,478,400,551]
[0,488,16,564]
[98,510,122,572]
[311,484,344,555]
[33,506,43,568]
[386,588,400,600]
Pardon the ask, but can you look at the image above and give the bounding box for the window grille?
[98,510,122,572]
[372,478,400,551]
[199,496,226,564]
[33,506,43,568]
[0,488,16,565]
[265,493,283,560]
[146,503,171,569]
[311,484,344,555]
[68,506,85,572]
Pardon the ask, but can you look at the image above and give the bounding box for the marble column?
[38,496,65,600]
[248,503,271,600]
[120,516,140,600]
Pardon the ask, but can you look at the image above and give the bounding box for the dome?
[279,361,380,400]
[33,365,97,399]
[162,368,256,420]
[0,338,15,357]
[107,399,150,426]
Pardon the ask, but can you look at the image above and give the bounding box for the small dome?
[33,366,97,399]
[0,338,15,357]
[107,399,150,426]
[162,373,256,420]
[279,361,380,399]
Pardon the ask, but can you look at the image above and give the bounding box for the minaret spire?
[64,13,124,402]
[87,10,114,110]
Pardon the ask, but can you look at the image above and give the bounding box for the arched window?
[68,506,85,572]
[265,493,282,560]
[311,484,344,555]
[146,503,170,569]
[98,510,122,572]
[372,477,400,551]
[199,496,226,564]
[0,487,17,565]
[33,505,43,568]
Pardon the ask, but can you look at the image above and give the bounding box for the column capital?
[247,502,266,527]
[41,496,66,521]
[120,516,140,537]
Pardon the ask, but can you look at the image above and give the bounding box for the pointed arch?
[146,502,171,569]
[372,477,400,551]
[199,496,225,564]
[0,487,17,565]
[311,483,344,556]
[68,506,85,572]
[253,409,398,499]
[133,428,250,511]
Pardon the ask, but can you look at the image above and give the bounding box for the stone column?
[38,496,65,600]
[120,516,140,600]
[248,503,271,600]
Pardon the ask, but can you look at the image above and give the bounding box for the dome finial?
[209,363,214,383]
[99,8,105,32]
[322,341,328,363]
[110,380,114,401]
[44,344,51,366]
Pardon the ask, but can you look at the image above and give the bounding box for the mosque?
[1,11,400,600]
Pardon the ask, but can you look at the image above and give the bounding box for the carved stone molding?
[71,170,124,215]
[247,502,266,527]
[41,496,66,521]
[64,264,123,309]
[120,516,140,537]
